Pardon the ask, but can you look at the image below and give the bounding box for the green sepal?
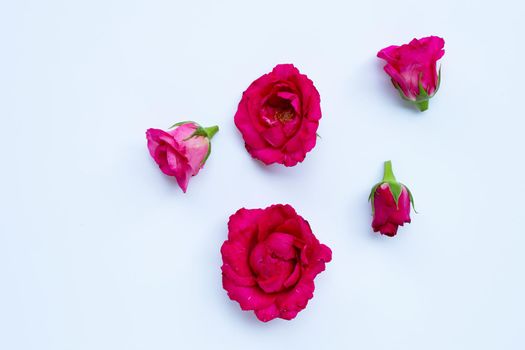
[184,125,218,140]
[393,80,427,111]
[368,182,382,215]
[392,81,413,102]
[192,127,208,138]
[373,160,416,212]
[434,66,442,96]
[404,185,417,213]
[182,125,219,165]
[368,182,381,202]
[201,126,218,165]
[203,125,219,139]
[417,76,429,100]
[413,71,442,112]
[181,127,213,166]
[415,76,430,111]
[201,141,212,166]
[388,181,403,208]
[392,69,440,112]
[184,127,205,140]
[189,128,213,166]
[369,181,408,212]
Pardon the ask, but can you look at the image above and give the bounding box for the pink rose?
[221,204,332,322]
[146,122,218,193]
[234,64,321,167]
[369,161,415,237]
[377,36,445,111]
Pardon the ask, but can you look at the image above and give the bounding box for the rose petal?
[275,278,315,318]
[254,304,280,322]
[261,125,287,148]
[221,240,255,286]
[264,232,297,260]
[283,262,301,288]
[222,277,275,311]
[257,204,296,241]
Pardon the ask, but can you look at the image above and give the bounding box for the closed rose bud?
[377,36,445,111]
[146,121,218,193]
[369,161,415,237]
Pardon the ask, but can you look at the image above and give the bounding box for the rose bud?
[221,204,332,322]
[377,36,445,111]
[234,64,321,167]
[369,160,415,237]
[146,121,218,193]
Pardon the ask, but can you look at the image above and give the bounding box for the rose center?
[249,233,302,294]
[275,109,295,123]
[261,94,297,126]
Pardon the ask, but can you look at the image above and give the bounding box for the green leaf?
[388,182,403,208]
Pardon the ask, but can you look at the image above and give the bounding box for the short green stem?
[204,125,219,139]
[382,160,397,182]
[415,100,429,112]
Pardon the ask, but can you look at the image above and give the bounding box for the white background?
[1,0,524,349]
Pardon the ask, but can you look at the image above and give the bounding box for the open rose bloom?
[369,161,415,237]
[234,64,321,166]
[146,121,218,193]
[221,204,332,322]
[377,36,445,111]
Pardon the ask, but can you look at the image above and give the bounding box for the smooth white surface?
[1,0,524,349]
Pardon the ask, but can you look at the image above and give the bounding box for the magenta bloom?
[377,36,445,111]
[369,161,415,237]
[146,122,218,193]
[221,204,332,322]
[234,64,321,167]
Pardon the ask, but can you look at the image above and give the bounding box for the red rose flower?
[146,122,218,193]
[221,204,332,322]
[377,36,445,111]
[369,161,415,237]
[234,64,321,167]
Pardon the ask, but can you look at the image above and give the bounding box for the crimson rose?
[377,36,445,111]
[234,64,321,166]
[221,204,332,322]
